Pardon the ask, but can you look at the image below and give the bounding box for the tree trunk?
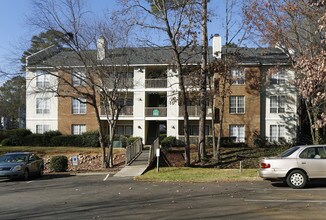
[199,0,208,161]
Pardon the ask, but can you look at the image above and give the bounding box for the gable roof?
[26,46,290,68]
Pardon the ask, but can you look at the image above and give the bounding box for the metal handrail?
[148,137,160,166]
[125,138,143,165]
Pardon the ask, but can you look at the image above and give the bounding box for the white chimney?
[212,34,221,59]
[97,36,107,61]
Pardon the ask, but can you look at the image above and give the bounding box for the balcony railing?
[179,106,212,117]
[100,106,133,116]
[145,79,167,88]
[145,107,167,117]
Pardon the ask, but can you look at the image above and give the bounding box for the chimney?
[97,36,107,61]
[212,34,221,59]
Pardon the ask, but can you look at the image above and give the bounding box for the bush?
[50,156,68,172]
[159,134,167,142]
[127,136,141,146]
[0,130,9,143]
[23,134,45,146]
[7,128,32,137]
[161,136,177,150]
[81,131,99,147]
[50,135,80,147]
[1,138,11,146]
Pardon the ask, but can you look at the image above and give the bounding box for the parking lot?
[1,174,326,219]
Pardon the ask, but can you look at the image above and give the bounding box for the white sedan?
[259,145,326,189]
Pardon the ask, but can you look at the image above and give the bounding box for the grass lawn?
[136,167,260,183]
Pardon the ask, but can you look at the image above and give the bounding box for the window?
[270,96,285,113]
[115,125,133,136]
[270,125,285,142]
[299,147,326,159]
[231,69,245,85]
[72,71,86,86]
[270,71,286,85]
[229,96,245,114]
[36,98,50,114]
[72,98,86,114]
[189,125,210,136]
[36,125,50,134]
[72,124,86,135]
[36,71,50,88]
[229,125,245,143]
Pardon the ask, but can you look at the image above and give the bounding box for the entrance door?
[146,121,166,144]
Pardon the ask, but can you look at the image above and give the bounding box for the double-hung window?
[36,98,50,114]
[231,68,245,85]
[270,95,285,113]
[72,71,86,86]
[270,71,286,85]
[72,124,86,135]
[36,125,50,134]
[270,125,285,142]
[229,96,245,114]
[36,71,50,88]
[72,98,86,114]
[229,125,245,143]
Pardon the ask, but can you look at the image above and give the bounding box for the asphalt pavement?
[1,174,326,219]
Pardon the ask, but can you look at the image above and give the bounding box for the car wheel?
[23,169,29,181]
[38,167,44,177]
[286,170,307,189]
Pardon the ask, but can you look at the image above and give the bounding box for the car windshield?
[0,154,28,163]
[279,146,300,157]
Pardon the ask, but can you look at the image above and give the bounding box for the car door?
[28,154,39,175]
[297,147,326,178]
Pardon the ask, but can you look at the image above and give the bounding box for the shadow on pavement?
[271,180,326,189]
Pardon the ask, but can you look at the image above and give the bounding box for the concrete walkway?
[114,150,149,177]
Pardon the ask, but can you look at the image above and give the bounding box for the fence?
[148,137,160,166]
[125,138,143,165]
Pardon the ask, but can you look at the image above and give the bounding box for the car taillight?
[260,163,270,169]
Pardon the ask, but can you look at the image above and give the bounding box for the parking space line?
[103,174,110,181]
[245,199,326,203]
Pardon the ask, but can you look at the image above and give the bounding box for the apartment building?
[215,48,297,145]
[25,36,297,146]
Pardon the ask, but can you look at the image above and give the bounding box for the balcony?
[100,106,133,116]
[145,107,167,117]
[179,106,212,117]
[145,79,167,88]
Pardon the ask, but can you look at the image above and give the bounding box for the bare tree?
[244,0,326,144]
[119,0,202,166]
[26,0,133,167]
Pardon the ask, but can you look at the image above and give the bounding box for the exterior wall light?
[138,125,142,129]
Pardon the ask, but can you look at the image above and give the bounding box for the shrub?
[127,136,141,146]
[50,135,79,147]
[81,131,99,147]
[23,134,45,146]
[1,138,11,146]
[159,134,167,142]
[161,136,177,150]
[8,128,32,137]
[50,156,68,172]
[0,130,9,143]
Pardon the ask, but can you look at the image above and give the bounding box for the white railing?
[148,137,160,166]
[179,106,212,117]
[145,79,167,88]
[125,138,143,165]
[145,107,167,117]
[100,106,133,116]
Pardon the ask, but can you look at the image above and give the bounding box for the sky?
[0,0,242,80]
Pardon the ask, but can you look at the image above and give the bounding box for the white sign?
[156,148,160,157]
[72,156,78,166]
